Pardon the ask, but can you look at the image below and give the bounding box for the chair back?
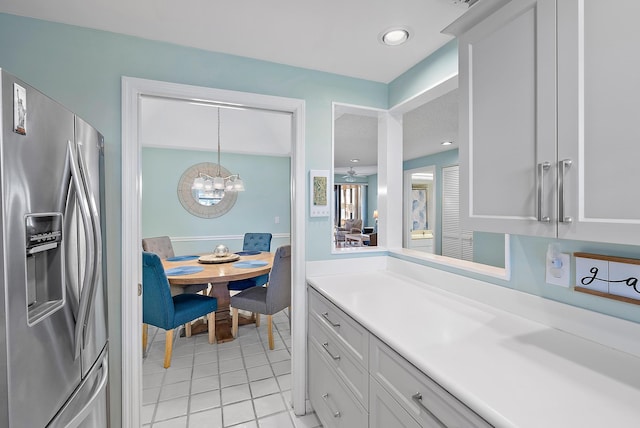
[142,236,175,259]
[243,233,272,252]
[344,218,362,232]
[265,245,292,314]
[142,251,175,329]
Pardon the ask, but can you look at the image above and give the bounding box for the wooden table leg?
[185,282,235,343]
[209,282,234,343]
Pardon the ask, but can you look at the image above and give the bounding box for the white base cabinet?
[308,286,490,427]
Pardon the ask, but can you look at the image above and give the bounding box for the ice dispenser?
[25,213,64,325]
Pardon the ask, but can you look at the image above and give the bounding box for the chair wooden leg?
[231,307,239,338]
[142,323,148,352]
[267,314,274,350]
[255,313,261,327]
[185,322,192,337]
[163,329,174,368]
[207,312,216,344]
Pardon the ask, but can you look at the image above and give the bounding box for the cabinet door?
[557,0,640,245]
[458,0,557,236]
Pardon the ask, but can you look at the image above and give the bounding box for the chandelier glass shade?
[191,107,245,203]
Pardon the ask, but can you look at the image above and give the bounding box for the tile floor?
[142,310,322,428]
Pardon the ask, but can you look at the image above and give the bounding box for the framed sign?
[310,170,330,217]
[574,252,640,305]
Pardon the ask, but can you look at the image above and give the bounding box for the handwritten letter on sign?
[575,252,640,305]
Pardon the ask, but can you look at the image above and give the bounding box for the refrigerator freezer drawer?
[47,346,109,428]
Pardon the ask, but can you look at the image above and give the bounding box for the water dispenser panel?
[25,213,64,325]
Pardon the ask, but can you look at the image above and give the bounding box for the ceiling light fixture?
[192,108,245,203]
[441,141,453,146]
[380,28,410,46]
[350,158,360,163]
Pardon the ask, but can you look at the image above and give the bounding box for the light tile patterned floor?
[143,311,322,428]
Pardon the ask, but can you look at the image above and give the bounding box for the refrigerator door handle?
[75,141,103,348]
[47,350,109,428]
[68,141,97,360]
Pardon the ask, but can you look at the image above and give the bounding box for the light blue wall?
[142,148,291,253]
[0,12,387,423]
[389,40,458,107]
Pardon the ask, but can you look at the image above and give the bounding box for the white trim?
[169,233,291,242]
[122,76,306,427]
[120,76,143,428]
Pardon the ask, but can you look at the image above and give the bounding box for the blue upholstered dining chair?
[228,233,273,291]
[142,252,218,368]
[142,236,209,296]
[231,245,291,350]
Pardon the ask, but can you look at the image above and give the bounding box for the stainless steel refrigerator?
[0,69,109,427]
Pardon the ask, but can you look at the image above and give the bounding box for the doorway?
[121,77,306,426]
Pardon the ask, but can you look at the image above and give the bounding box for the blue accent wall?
[142,148,291,253]
[389,40,458,107]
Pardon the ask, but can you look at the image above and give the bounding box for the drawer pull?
[322,393,341,418]
[412,392,446,428]
[322,342,340,360]
[322,312,340,327]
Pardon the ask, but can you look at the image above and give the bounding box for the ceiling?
[0,0,470,83]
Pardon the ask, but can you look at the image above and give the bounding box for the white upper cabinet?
[557,0,640,243]
[447,0,640,245]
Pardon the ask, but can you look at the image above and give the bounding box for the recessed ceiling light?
[350,158,360,163]
[380,28,410,46]
[441,141,453,146]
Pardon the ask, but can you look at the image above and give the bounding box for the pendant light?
[192,108,245,200]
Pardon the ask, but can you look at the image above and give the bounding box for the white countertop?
[307,270,640,428]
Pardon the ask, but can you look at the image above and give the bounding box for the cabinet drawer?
[309,341,368,428]
[370,377,423,428]
[308,287,369,366]
[370,337,492,428]
[309,315,369,407]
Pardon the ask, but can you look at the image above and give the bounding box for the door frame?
[121,77,306,426]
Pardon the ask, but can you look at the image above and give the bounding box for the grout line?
[143,311,306,428]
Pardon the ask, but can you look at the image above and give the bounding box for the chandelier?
[192,108,245,202]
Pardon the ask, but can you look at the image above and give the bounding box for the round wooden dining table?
[162,251,274,342]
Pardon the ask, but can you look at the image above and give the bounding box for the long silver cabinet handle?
[559,159,572,223]
[321,393,341,418]
[321,312,340,327]
[537,162,551,222]
[411,392,447,428]
[322,342,340,360]
[68,141,96,360]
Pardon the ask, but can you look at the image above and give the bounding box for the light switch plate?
[546,253,571,287]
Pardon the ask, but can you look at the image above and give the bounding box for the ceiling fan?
[342,167,359,182]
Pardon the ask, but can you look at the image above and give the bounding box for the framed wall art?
[310,169,330,217]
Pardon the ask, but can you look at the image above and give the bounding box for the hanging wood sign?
[574,252,640,306]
